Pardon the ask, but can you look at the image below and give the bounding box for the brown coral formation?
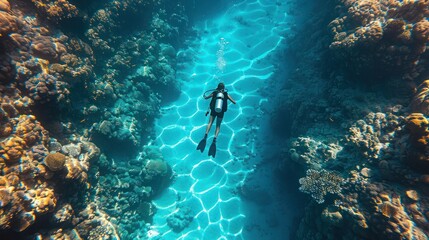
[44,152,66,171]
[411,80,429,115]
[405,113,429,171]
[0,2,99,233]
[0,11,17,37]
[1,1,94,104]
[31,0,78,23]
[0,87,99,232]
[347,112,403,160]
[329,0,429,80]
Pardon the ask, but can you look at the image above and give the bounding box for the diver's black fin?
[196,137,207,152]
[208,140,216,157]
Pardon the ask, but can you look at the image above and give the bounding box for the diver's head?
[217,83,225,91]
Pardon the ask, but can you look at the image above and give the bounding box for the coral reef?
[347,111,404,160]
[90,145,173,238]
[0,0,184,238]
[329,0,429,80]
[272,1,429,239]
[0,87,99,233]
[166,206,194,233]
[299,169,345,204]
[31,0,79,24]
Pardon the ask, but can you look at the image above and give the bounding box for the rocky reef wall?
[271,0,429,239]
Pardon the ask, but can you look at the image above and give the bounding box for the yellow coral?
[0,137,26,163]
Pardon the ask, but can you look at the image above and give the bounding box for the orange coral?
[411,80,429,115]
[406,113,429,140]
[15,115,49,146]
[0,122,12,137]
[0,11,17,37]
[31,0,79,23]
[0,137,26,163]
[0,0,10,12]
[33,188,57,214]
[31,36,59,60]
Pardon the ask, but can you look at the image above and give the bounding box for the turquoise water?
[150,1,290,238]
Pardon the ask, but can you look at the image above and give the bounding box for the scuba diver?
[196,82,236,157]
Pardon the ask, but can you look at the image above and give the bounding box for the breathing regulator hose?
[203,89,216,99]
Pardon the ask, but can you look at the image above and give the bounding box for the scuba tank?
[203,88,228,115]
[214,92,224,113]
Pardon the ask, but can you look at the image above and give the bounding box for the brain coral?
[44,152,66,171]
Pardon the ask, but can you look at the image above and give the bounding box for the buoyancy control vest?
[210,90,228,113]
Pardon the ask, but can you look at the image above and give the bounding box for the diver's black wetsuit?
[209,90,228,118]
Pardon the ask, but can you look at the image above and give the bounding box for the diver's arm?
[228,95,236,104]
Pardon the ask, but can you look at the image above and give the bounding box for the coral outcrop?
[405,113,429,170]
[91,145,173,238]
[166,206,194,233]
[329,0,429,80]
[44,152,66,171]
[31,0,79,23]
[0,87,99,233]
[411,80,429,115]
[299,169,345,204]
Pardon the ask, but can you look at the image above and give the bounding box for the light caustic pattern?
[150,0,290,239]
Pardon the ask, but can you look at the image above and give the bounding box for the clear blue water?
[149,1,290,239]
